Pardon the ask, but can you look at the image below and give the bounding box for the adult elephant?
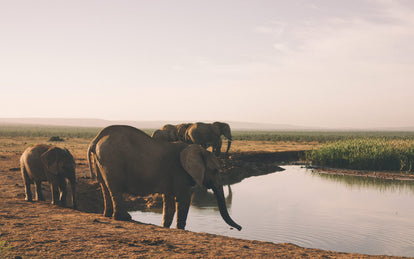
[185,122,232,157]
[87,125,241,231]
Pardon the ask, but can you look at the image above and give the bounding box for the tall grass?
[232,131,414,143]
[310,138,414,172]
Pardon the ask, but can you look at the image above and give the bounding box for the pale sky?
[1,0,414,129]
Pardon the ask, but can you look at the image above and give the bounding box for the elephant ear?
[40,147,60,175]
[203,150,222,170]
[211,124,221,136]
[180,145,206,189]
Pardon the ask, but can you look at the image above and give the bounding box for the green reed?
[310,138,414,172]
[232,131,414,143]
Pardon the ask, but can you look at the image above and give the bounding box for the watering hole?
[131,165,414,257]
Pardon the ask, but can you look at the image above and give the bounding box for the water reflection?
[136,185,233,215]
[131,166,414,257]
[312,170,414,194]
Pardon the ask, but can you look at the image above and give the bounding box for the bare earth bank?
[0,138,406,258]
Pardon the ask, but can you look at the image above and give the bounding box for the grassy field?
[0,125,152,139]
[2,124,414,172]
[2,124,414,142]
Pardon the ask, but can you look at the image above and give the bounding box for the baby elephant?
[20,144,77,209]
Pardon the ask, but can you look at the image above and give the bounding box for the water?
[130,166,414,257]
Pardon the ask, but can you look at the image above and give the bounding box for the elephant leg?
[70,178,77,210]
[97,165,130,221]
[214,139,222,157]
[100,182,113,217]
[162,194,176,228]
[110,191,131,221]
[176,194,191,230]
[34,180,45,201]
[58,176,67,206]
[50,181,60,205]
[21,167,32,202]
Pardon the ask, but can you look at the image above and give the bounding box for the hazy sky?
[1,0,414,128]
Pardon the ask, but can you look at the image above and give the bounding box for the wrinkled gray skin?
[20,144,77,209]
[151,129,178,142]
[87,125,241,231]
[185,122,232,157]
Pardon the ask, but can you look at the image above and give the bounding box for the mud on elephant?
[87,125,241,230]
[20,144,77,209]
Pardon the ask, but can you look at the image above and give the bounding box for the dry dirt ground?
[0,137,406,258]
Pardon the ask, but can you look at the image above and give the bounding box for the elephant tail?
[87,132,104,179]
[87,143,97,179]
[87,126,112,179]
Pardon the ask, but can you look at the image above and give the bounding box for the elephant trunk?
[212,184,242,231]
[225,139,231,156]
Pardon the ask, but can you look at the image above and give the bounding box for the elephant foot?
[103,209,113,217]
[72,204,78,210]
[177,224,186,230]
[54,200,66,207]
[113,211,132,221]
[25,197,33,202]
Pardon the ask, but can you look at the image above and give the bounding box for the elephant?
[161,124,178,140]
[175,123,193,142]
[87,125,241,231]
[185,122,232,157]
[151,129,178,142]
[20,144,77,209]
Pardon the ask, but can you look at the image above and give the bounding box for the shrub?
[48,136,65,142]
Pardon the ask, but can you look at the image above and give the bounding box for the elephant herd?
[19,122,241,231]
[151,122,232,157]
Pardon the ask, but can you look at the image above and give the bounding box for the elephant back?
[186,123,219,146]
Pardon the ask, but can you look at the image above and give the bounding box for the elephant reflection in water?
[191,185,233,209]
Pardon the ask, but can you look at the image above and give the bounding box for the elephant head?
[213,122,232,156]
[160,124,178,141]
[41,147,76,177]
[40,147,77,209]
[180,145,241,230]
[151,129,178,142]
